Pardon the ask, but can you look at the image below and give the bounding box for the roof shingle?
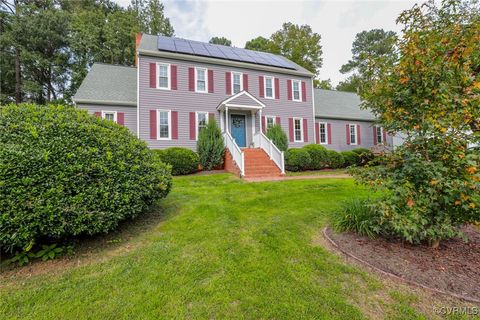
[314,89,375,121]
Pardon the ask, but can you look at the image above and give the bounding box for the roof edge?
[315,115,377,122]
[73,98,137,107]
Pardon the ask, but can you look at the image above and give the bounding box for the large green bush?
[326,150,345,169]
[351,148,374,166]
[285,148,311,171]
[0,104,172,253]
[197,120,225,170]
[340,151,360,167]
[266,124,288,152]
[154,147,199,175]
[302,144,328,170]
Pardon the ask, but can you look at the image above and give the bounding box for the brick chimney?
[135,33,143,66]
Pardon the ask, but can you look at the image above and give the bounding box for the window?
[266,116,275,130]
[196,112,208,138]
[292,80,301,101]
[376,126,383,144]
[319,123,328,144]
[264,76,274,98]
[102,111,117,123]
[349,124,357,145]
[157,63,170,89]
[195,68,207,92]
[157,110,171,139]
[294,118,303,142]
[232,72,242,94]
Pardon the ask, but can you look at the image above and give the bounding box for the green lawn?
[286,169,348,176]
[0,174,453,319]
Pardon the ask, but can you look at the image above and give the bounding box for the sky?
[115,0,419,86]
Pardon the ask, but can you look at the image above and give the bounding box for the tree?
[209,36,231,46]
[245,36,270,51]
[129,0,174,36]
[340,29,396,92]
[336,75,361,93]
[353,0,480,246]
[314,79,333,90]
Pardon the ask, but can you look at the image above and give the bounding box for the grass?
[286,168,348,176]
[0,174,455,319]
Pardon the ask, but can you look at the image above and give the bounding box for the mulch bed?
[325,225,480,302]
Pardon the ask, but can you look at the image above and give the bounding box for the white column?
[251,110,255,143]
[225,107,229,133]
[220,109,224,132]
[259,109,262,134]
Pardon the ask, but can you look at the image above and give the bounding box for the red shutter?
[357,125,361,145]
[262,116,266,133]
[117,112,125,125]
[346,124,350,145]
[150,110,157,139]
[288,118,294,142]
[327,123,332,144]
[315,123,320,144]
[259,76,264,98]
[149,63,156,88]
[171,111,178,139]
[208,70,214,93]
[189,112,196,140]
[303,119,308,142]
[276,116,281,125]
[243,74,248,92]
[383,129,387,144]
[274,78,280,99]
[171,65,177,90]
[287,80,292,100]
[94,112,101,117]
[188,67,195,91]
[226,72,231,95]
[301,81,307,102]
[209,112,215,122]
[373,126,377,145]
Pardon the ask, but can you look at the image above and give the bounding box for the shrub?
[197,120,225,170]
[340,151,360,167]
[333,199,383,238]
[285,148,312,171]
[302,144,328,170]
[351,148,374,166]
[153,147,199,175]
[0,104,172,253]
[326,150,345,169]
[266,124,288,152]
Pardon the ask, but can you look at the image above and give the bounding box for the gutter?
[73,99,137,107]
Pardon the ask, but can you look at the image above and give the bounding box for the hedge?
[154,147,199,175]
[0,104,172,253]
[340,151,360,167]
[351,148,374,166]
[302,144,328,170]
[286,148,312,171]
[326,150,345,169]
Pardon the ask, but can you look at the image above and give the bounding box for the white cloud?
[115,0,419,85]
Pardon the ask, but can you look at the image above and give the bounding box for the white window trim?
[156,63,171,90]
[377,126,384,144]
[231,71,243,94]
[319,122,328,145]
[292,79,302,102]
[195,111,209,140]
[101,110,117,123]
[195,67,208,93]
[264,76,275,99]
[157,109,172,140]
[293,117,304,142]
[349,124,358,145]
[266,115,276,129]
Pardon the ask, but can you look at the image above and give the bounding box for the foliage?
[244,36,270,51]
[326,150,345,169]
[129,0,174,36]
[356,0,480,244]
[340,151,359,167]
[0,103,172,253]
[265,124,288,152]
[197,120,225,170]
[313,79,333,90]
[285,148,311,172]
[351,148,374,166]
[209,36,232,46]
[302,144,328,170]
[153,147,199,175]
[335,75,361,93]
[333,199,382,238]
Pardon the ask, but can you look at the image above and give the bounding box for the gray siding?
[138,55,314,150]
[77,104,137,134]
[315,118,393,152]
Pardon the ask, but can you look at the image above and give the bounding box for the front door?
[230,114,246,147]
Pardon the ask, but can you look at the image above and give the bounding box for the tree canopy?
[244,36,270,52]
[209,36,232,46]
[314,79,333,90]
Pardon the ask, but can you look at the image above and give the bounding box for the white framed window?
[102,111,117,123]
[349,124,358,145]
[319,122,328,144]
[232,72,243,94]
[294,118,303,142]
[266,116,275,130]
[376,126,384,144]
[157,63,170,90]
[196,111,209,139]
[195,67,208,93]
[157,109,171,140]
[264,76,274,99]
[292,80,301,101]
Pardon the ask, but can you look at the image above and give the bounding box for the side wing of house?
[76,104,137,134]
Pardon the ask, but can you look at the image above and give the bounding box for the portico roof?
[217,91,265,111]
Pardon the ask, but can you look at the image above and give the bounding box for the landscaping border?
[322,227,480,304]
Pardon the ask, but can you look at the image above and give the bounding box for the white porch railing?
[223,132,245,176]
[253,132,285,174]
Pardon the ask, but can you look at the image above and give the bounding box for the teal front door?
[230,114,246,147]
